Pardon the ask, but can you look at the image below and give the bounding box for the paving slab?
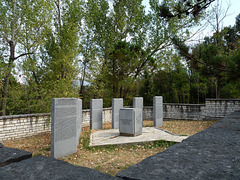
[90,127,188,146]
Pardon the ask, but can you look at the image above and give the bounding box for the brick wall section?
[144,104,205,120]
[0,109,112,142]
[144,100,240,120]
[0,114,51,142]
[164,104,206,120]
[204,99,240,119]
[82,108,112,127]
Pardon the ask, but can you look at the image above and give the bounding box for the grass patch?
[3,120,217,176]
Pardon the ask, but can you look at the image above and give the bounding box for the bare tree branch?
[14,52,34,61]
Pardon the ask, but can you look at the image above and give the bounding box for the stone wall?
[143,104,205,120]
[204,99,240,119]
[164,103,206,120]
[0,109,112,142]
[0,114,51,142]
[82,108,112,127]
[143,99,240,121]
[1,99,240,142]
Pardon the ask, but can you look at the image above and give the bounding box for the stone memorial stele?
[76,99,82,139]
[153,96,163,127]
[51,98,82,158]
[90,99,103,130]
[133,97,143,124]
[112,98,123,129]
[119,108,142,136]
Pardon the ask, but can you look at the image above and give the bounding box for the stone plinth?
[119,108,142,136]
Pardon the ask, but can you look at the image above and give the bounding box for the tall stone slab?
[90,99,103,130]
[119,108,142,136]
[133,97,143,124]
[51,98,82,158]
[112,98,123,129]
[153,96,163,127]
[76,99,82,139]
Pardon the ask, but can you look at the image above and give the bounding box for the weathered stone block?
[90,99,103,130]
[112,98,123,129]
[119,108,142,136]
[0,156,118,179]
[0,147,32,167]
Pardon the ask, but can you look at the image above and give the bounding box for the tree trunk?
[79,61,87,97]
[217,79,221,99]
[1,41,15,116]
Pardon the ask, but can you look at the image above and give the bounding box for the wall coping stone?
[0,108,113,119]
[206,98,240,101]
[163,103,205,106]
[0,113,51,120]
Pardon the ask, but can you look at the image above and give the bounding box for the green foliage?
[1,0,240,115]
[105,41,149,98]
[139,69,154,106]
[0,0,54,115]
[172,13,240,100]
[157,0,215,19]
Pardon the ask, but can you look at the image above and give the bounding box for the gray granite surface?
[51,98,80,158]
[0,156,119,180]
[117,111,240,180]
[0,147,32,167]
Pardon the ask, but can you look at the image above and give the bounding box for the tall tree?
[0,0,53,115]
[83,0,206,102]
[40,0,83,99]
[106,41,154,98]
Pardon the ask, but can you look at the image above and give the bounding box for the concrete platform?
[90,127,188,147]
